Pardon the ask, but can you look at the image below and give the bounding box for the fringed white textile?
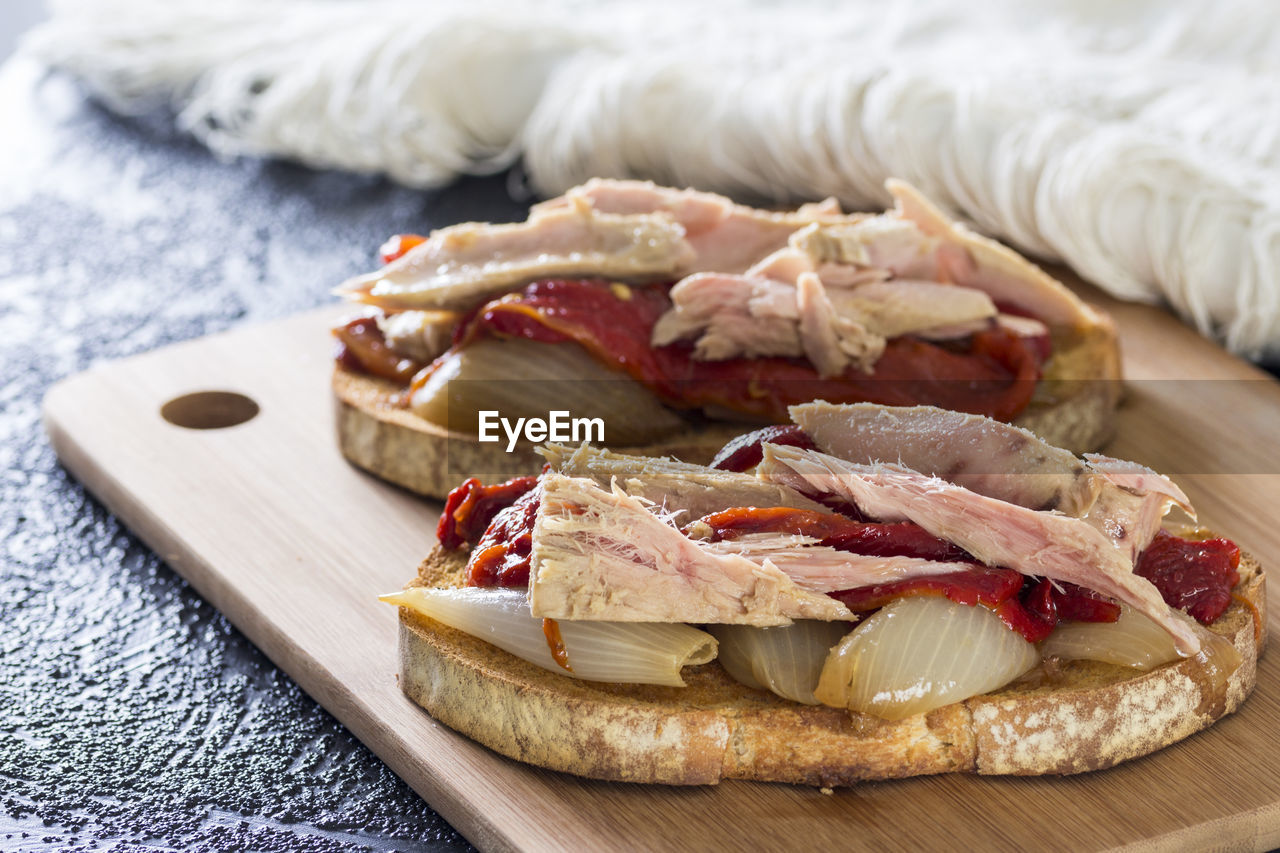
[24,0,1280,359]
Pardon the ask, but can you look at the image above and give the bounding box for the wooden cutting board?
[43,285,1280,853]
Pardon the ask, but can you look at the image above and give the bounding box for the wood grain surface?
[43,284,1280,853]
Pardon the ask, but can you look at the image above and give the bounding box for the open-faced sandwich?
[334,180,1121,498]
[380,403,1265,786]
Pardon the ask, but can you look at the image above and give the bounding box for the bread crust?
[335,311,1122,499]
[393,534,1264,786]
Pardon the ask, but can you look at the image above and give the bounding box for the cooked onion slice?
[381,587,717,687]
[710,621,851,704]
[409,337,688,444]
[814,597,1039,720]
[1040,604,1181,670]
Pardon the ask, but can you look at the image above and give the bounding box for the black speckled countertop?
[0,57,528,852]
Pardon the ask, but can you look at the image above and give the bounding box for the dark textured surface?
[0,57,527,852]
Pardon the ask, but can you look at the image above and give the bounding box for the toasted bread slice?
[332,367,750,497]
[335,315,1122,499]
[391,533,1263,786]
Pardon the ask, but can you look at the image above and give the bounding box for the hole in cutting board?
[160,391,260,429]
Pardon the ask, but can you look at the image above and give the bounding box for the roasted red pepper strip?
[1022,577,1121,625]
[827,567,1057,643]
[691,506,973,563]
[710,424,816,472]
[441,279,1044,422]
[995,598,1057,644]
[332,316,425,383]
[1135,530,1240,625]
[830,566,1023,611]
[466,485,542,587]
[437,474,539,550]
[378,233,427,265]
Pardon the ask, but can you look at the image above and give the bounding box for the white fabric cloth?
[26,0,1280,359]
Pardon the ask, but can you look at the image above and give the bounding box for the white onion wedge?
[1040,605,1180,670]
[814,597,1039,720]
[381,587,717,687]
[409,337,688,443]
[710,621,851,704]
